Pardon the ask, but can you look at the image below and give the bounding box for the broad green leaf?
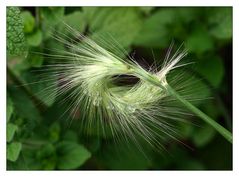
[7,123,18,142]
[83,7,143,51]
[178,122,194,139]
[21,71,57,106]
[7,7,27,57]
[36,143,56,160]
[8,86,42,123]
[61,10,86,34]
[26,29,43,47]
[56,141,91,169]
[194,56,224,88]
[40,7,65,25]
[7,142,22,162]
[175,7,201,24]
[133,9,175,48]
[207,7,232,40]
[191,99,220,147]
[7,97,14,122]
[21,11,35,33]
[133,8,203,48]
[201,99,221,119]
[39,7,65,40]
[186,30,214,54]
[192,124,216,147]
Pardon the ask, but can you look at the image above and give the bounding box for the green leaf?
[194,55,224,87]
[133,8,175,48]
[56,141,91,170]
[178,122,194,139]
[96,140,152,170]
[207,7,232,40]
[133,8,201,48]
[39,7,65,40]
[8,86,42,123]
[7,97,14,122]
[49,122,61,143]
[61,10,86,33]
[35,143,57,170]
[21,11,35,33]
[139,7,154,15]
[26,29,43,47]
[36,143,56,160]
[7,123,18,142]
[7,7,27,57]
[26,53,44,67]
[192,124,216,147]
[21,71,57,106]
[84,7,143,51]
[40,7,65,25]
[175,7,201,24]
[186,30,214,54]
[7,142,22,162]
[63,130,78,142]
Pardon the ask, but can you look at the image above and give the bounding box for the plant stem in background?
[165,84,232,143]
[7,66,47,112]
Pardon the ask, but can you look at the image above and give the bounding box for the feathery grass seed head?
[43,26,190,150]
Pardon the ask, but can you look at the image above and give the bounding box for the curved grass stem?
[165,84,232,143]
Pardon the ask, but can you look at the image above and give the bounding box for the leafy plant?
[7,7,232,170]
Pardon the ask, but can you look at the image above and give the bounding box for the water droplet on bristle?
[127,105,136,113]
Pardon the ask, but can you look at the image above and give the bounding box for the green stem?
[7,65,48,112]
[165,84,232,143]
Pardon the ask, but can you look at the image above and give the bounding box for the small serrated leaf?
[26,29,43,47]
[7,97,14,122]
[7,142,22,162]
[7,123,18,142]
[56,141,91,170]
[21,11,35,33]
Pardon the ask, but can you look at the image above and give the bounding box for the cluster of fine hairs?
[36,24,202,150]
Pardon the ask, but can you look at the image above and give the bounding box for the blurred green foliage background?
[7,7,232,170]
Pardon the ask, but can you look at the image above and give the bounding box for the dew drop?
[127,105,136,113]
[106,104,114,110]
[93,99,98,106]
